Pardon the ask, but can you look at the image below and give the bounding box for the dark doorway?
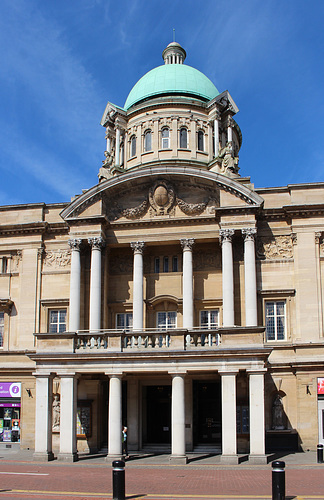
[144,385,171,444]
[193,381,221,446]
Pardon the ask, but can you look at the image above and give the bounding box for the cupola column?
[180,238,195,329]
[214,115,220,157]
[115,125,121,166]
[131,242,145,330]
[220,229,235,327]
[227,116,233,144]
[88,237,105,332]
[68,238,82,332]
[242,228,258,326]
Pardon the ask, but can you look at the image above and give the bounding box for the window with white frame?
[49,309,67,333]
[157,311,177,330]
[144,130,152,151]
[130,135,136,157]
[0,312,4,347]
[179,127,188,148]
[265,301,286,341]
[161,128,170,149]
[197,130,204,151]
[116,313,133,331]
[200,310,219,329]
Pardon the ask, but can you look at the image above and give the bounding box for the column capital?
[32,372,55,379]
[218,370,239,376]
[180,238,195,251]
[68,238,82,251]
[88,237,105,250]
[246,369,267,376]
[168,371,187,377]
[130,241,145,254]
[105,372,123,379]
[241,227,257,241]
[219,228,234,244]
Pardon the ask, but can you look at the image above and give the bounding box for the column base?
[169,454,188,465]
[220,454,239,464]
[249,454,268,464]
[57,452,78,462]
[105,454,125,464]
[33,451,54,462]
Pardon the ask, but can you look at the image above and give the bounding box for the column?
[180,238,195,329]
[242,228,258,326]
[33,374,54,461]
[88,237,105,332]
[115,126,121,166]
[220,229,235,327]
[58,374,78,462]
[170,373,187,464]
[131,241,145,330]
[248,371,267,463]
[227,116,233,143]
[214,116,220,157]
[220,371,238,463]
[68,238,82,332]
[107,374,123,459]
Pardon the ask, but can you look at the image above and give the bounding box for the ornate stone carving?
[52,394,60,432]
[217,142,239,176]
[272,394,285,430]
[149,181,175,215]
[88,237,105,250]
[241,228,257,241]
[44,250,71,267]
[177,198,209,216]
[194,251,221,270]
[180,238,195,251]
[98,148,115,182]
[219,228,235,244]
[11,251,22,271]
[121,199,149,219]
[68,239,82,251]
[257,235,294,260]
[130,241,145,254]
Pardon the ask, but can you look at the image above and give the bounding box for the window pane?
[198,131,204,151]
[131,136,136,157]
[154,257,160,273]
[50,310,58,323]
[163,257,169,272]
[116,314,125,329]
[210,310,219,327]
[167,312,176,329]
[157,312,166,330]
[180,128,187,148]
[172,256,178,272]
[161,128,169,149]
[144,131,152,151]
[276,302,285,316]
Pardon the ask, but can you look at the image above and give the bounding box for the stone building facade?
[0,42,324,463]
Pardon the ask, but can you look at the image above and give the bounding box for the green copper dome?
[124,64,219,110]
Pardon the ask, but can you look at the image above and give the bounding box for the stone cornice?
[0,221,69,236]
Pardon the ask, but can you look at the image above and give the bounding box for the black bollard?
[272,460,285,500]
[112,460,125,500]
[317,444,323,464]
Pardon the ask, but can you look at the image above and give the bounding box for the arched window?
[179,127,188,149]
[144,130,152,151]
[161,128,170,149]
[130,135,136,157]
[197,130,204,151]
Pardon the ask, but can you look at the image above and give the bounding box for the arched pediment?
[60,165,264,221]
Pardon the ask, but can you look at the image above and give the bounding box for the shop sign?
[0,383,21,398]
[0,402,20,408]
[317,378,324,394]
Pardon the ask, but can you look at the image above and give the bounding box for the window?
[157,311,177,330]
[1,257,8,274]
[172,256,178,272]
[144,130,152,151]
[130,135,136,157]
[116,313,133,332]
[265,301,286,341]
[200,310,219,329]
[154,257,160,273]
[163,256,169,273]
[0,312,4,347]
[161,128,170,149]
[179,128,188,148]
[198,130,204,151]
[49,309,67,333]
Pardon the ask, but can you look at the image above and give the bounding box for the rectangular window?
[0,312,4,347]
[49,309,67,333]
[154,257,160,273]
[157,311,177,330]
[172,256,178,272]
[200,310,219,329]
[163,256,169,273]
[116,313,133,331]
[1,257,8,274]
[265,301,286,341]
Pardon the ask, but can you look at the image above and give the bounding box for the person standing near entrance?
[122,426,128,457]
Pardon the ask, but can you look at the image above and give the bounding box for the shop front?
[0,382,21,443]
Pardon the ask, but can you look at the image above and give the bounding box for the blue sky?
[1,0,324,205]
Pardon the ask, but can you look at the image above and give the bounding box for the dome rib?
[124,64,219,110]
